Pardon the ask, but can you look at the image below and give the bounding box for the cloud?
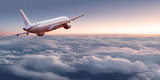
[69,55,147,74]
[10,65,69,80]
[21,55,76,73]
[1,35,160,80]
[0,58,13,64]
[92,47,160,64]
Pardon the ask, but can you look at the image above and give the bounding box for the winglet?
[20,9,31,26]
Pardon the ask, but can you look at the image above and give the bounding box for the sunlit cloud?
[1,35,160,80]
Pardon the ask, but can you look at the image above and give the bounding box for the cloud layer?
[1,35,160,80]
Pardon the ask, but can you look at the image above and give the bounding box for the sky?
[0,0,160,35]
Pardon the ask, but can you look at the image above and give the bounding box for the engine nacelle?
[64,24,71,29]
[36,32,45,36]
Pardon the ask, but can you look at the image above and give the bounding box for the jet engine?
[64,24,71,29]
[36,32,45,36]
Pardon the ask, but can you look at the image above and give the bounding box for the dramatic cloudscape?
[1,35,160,80]
[1,0,160,80]
[0,0,160,34]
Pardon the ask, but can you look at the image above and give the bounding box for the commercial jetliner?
[15,9,84,36]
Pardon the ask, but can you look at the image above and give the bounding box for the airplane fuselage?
[16,9,84,36]
[24,17,69,33]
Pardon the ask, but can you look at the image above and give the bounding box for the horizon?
[2,33,160,37]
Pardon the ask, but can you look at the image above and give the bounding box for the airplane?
[15,9,84,36]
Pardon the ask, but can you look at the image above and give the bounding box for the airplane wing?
[14,32,29,36]
[59,14,84,25]
[50,14,84,30]
[2,32,29,38]
[67,14,84,23]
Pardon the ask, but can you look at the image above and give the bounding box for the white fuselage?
[24,16,69,33]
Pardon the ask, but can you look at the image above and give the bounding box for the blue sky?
[0,0,160,34]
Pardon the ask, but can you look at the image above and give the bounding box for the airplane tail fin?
[20,9,31,26]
